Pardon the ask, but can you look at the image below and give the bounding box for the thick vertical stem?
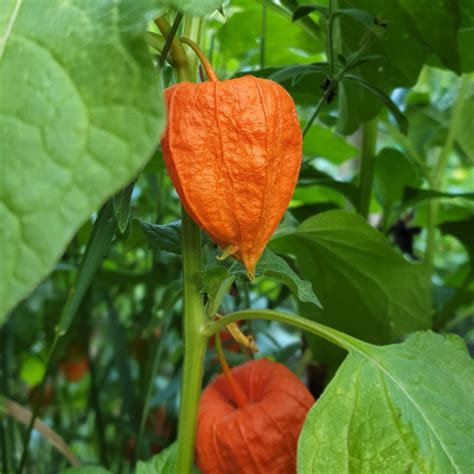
[426,75,470,275]
[175,209,208,473]
[156,15,208,473]
[357,118,378,219]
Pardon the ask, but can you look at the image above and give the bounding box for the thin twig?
[158,13,183,69]
[1,396,80,467]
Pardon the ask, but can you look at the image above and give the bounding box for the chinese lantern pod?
[196,359,315,474]
[161,76,302,277]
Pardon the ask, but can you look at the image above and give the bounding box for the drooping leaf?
[201,266,235,318]
[298,166,359,205]
[400,0,461,73]
[0,0,164,322]
[456,95,474,158]
[303,123,359,164]
[218,5,321,70]
[292,5,328,22]
[374,147,421,220]
[250,250,322,307]
[268,63,332,84]
[61,467,111,474]
[270,210,431,368]
[458,0,474,71]
[140,221,182,255]
[113,179,136,234]
[140,220,211,255]
[344,75,408,134]
[135,442,181,474]
[440,217,474,265]
[333,7,376,29]
[214,249,322,308]
[402,188,474,209]
[246,66,325,106]
[337,0,429,133]
[298,332,474,473]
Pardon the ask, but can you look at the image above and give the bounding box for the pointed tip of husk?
[244,261,257,282]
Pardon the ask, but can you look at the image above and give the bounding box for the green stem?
[357,118,378,219]
[260,0,267,69]
[159,13,184,69]
[202,309,369,355]
[160,15,208,473]
[303,84,334,137]
[426,75,470,275]
[175,209,208,473]
[155,16,191,82]
[182,16,204,78]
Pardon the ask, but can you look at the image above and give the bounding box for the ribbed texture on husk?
[161,76,302,276]
[196,359,315,474]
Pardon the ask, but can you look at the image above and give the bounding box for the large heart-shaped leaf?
[298,331,474,473]
[0,0,165,322]
[270,210,431,368]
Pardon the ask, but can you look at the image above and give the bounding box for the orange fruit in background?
[59,343,89,383]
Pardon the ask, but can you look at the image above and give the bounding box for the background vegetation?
[1,0,473,473]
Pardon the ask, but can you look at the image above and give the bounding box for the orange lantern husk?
[196,358,315,474]
[161,75,302,277]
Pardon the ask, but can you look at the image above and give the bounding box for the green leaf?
[140,220,211,255]
[113,179,136,234]
[333,8,375,29]
[400,0,461,73]
[0,0,164,322]
[303,124,359,164]
[456,95,474,158]
[249,66,325,106]
[337,0,428,133]
[61,467,111,474]
[292,5,328,22]
[298,331,474,473]
[251,250,322,307]
[218,5,321,69]
[135,442,177,474]
[268,63,331,84]
[201,266,235,318]
[270,210,431,368]
[298,166,359,205]
[402,188,474,209]
[344,75,409,134]
[458,0,474,71]
[374,147,421,219]
[141,221,182,255]
[440,217,474,265]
